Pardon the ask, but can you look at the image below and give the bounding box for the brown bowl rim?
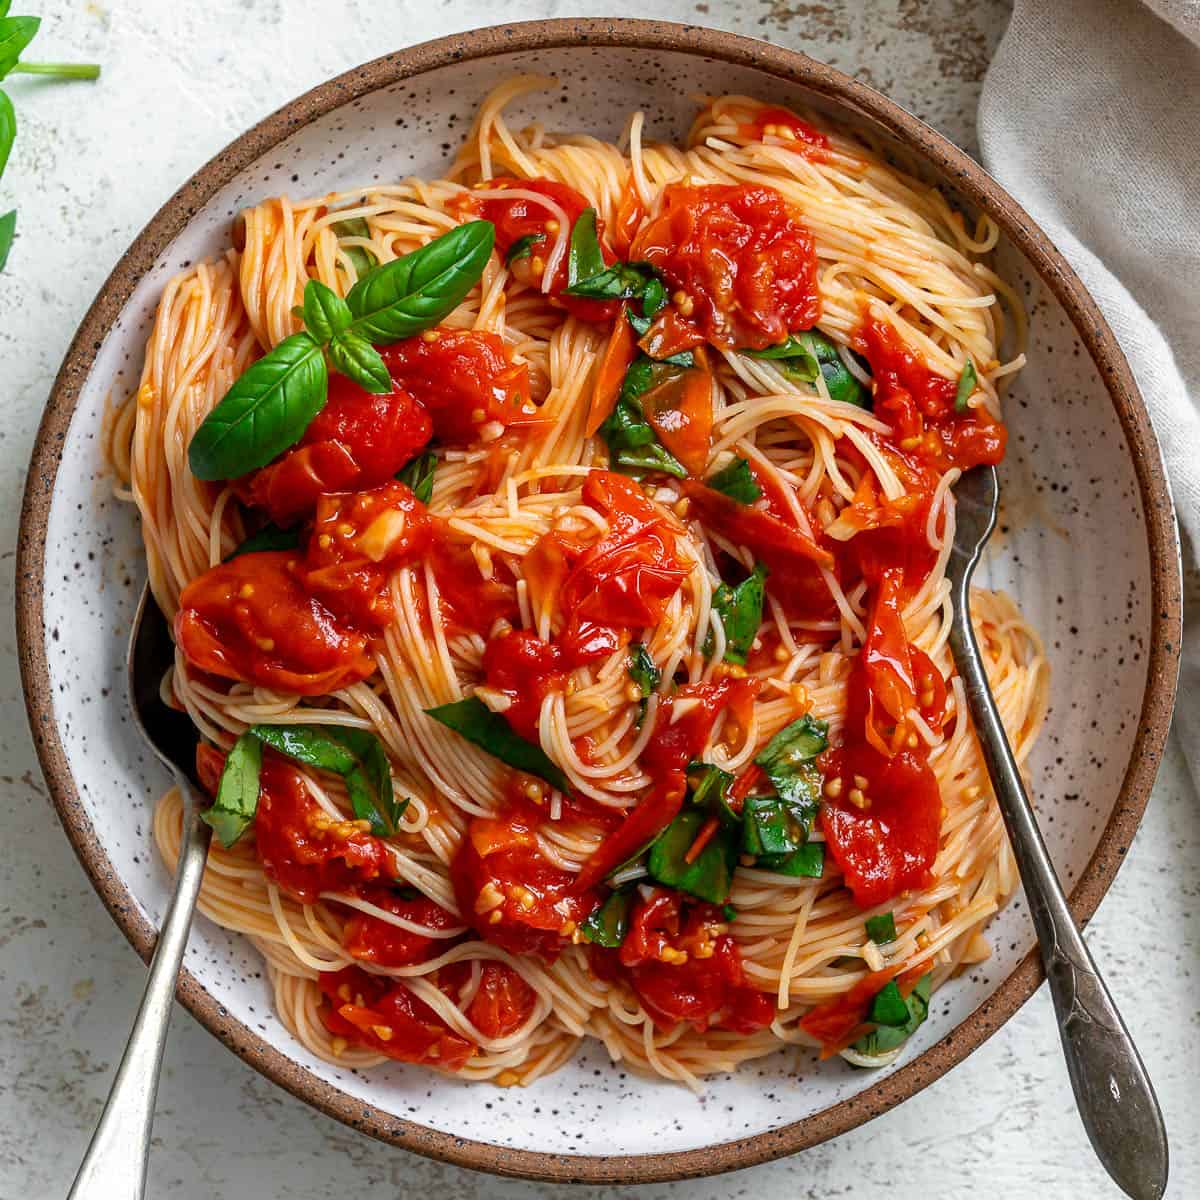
[16,17,1182,1185]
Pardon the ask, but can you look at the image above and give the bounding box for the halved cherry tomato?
[381,329,536,443]
[631,184,821,351]
[611,174,647,259]
[586,306,638,437]
[175,551,376,696]
[440,960,538,1039]
[482,629,565,741]
[341,889,461,967]
[641,352,714,475]
[428,519,521,636]
[737,107,830,153]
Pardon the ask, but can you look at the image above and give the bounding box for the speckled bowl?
[16,18,1182,1185]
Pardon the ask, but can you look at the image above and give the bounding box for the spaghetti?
[110,78,1048,1089]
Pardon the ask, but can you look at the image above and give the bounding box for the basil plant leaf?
[345,220,494,343]
[707,455,762,504]
[647,808,739,904]
[0,87,14,178]
[505,232,544,265]
[580,889,632,948]
[302,278,352,345]
[226,522,301,560]
[331,216,378,279]
[747,330,869,408]
[955,358,977,413]
[853,973,933,1058]
[201,732,263,849]
[0,208,14,274]
[707,563,768,665]
[0,15,39,78]
[188,332,328,481]
[329,329,391,394]
[566,206,606,287]
[396,449,437,504]
[754,713,828,820]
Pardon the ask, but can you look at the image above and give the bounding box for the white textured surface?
[1,1,1197,1197]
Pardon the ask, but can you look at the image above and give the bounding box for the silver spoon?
[68,583,208,1200]
[947,464,1169,1200]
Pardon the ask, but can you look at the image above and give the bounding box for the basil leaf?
[346,220,494,344]
[250,724,405,836]
[742,793,811,857]
[853,973,933,1058]
[621,356,655,403]
[757,842,824,877]
[331,216,377,279]
[955,358,977,414]
[302,278,352,346]
[754,714,828,819]
[505,233,544,265]
[567,207,606,287]
[747,331,869,408]
[627,308,652,338]
[647,808,739,904]
[641,275,667,319]
[657,349,695,368]
[627,643,660,699]
[707,563,767,665]
[396,449,437,504]
[0,208,13,274]
[425,696,570,793]
[201,732,262,849]
[563,261,652,301]
[598,383,686,481]
[686,762,740,827]
[707,455,761,504]
[188,332,327,481]
[226,522,301,560]
[328,329,391,394]
[0,15,39,78]
[722,903,738,922]
[580,889,632,948]
[865,912,897,944]
[0,88,14,178]
[868,980,911,1027]
[745,333,813,364]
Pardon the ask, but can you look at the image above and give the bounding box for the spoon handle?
[68,780,211,1200]
[948,603,1168,1200]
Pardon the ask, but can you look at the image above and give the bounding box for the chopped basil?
[200,732,262,848]
[706,563,768,665]
[250,724,406,837]
[564,260,655,301]
[627,308,652,338]
[598,356,686,480]
[640,275,667,319]
[868,980,911,1027]
[424,696,570,794]
[707,456,762,504]
[754,714,828,822]
[746,330,868,408]
[865,912,897,945]
[854,973,933,1057]
[226,522,301,560]
[955,358,977,413]
[685,761,742,829]
[505,232,544,265]
[566,207,607,288]
[742,792,812,857]
[647,807,739,904]
[627,643,661,726]
[332,215,378,278]
[722,903,738,922]
[657,349,695,368]
[581,889,632,948]
[396,449,437,504]
[757,842,824,877]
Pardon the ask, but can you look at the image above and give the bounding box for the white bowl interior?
[39,45,1152,1157]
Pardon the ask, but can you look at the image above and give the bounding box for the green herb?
[201,732,263,849]
[226,522,301,560]
[757,841,824,877]
[754,714,828,820]
[0,207,13,272]
[0,15,40,77]
[647,807,739,904]
[657,349,695,368]
[328,329,391,394]
[955,358,977,414]
[868,980,911,1027]
[249,723,405,837]
[567,207,606,287]
[627,308,652,338]
[686,762,737,819]
[640,275,667,319]
[722,903,738,922]
[580,889,632,948]
[707,456,761,504]
[0,87,13,179]
[747,330,868,408]
[706,563,768,665]
[504,232,544,265]
[345,220,494,343]
[564,260,654,301]
[301,278,352,345]
[853,973,932,1057]
[598,356,686,480]
[742,792,811,857]
[396,449,437,504]
[627,643,660,726]
[331,216,377,279]
[865,912,897,945]
[424,696,570,793]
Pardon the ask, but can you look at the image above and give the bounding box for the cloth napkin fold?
[978,0,1200,786]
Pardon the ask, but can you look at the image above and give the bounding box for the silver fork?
[67,583,209,1200]
[947,464,1168,1200]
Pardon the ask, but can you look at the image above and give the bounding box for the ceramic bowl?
[17,18,1182,1184]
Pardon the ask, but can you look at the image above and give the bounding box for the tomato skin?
[247,374,432,525]
[482,629,565,742]
[630,184,821,351]
[318,966,475,1069]
[737,107,830,153]
[428,519,520,636]
[175,551,376,696]
[451,805,600,960]
[441,960,538,1039]
[380,329,536,443]
[341,890,461,967]
[641,355,714,476]
[471,178,619,323]
[304,480,432,629]
[861,317,1007,473]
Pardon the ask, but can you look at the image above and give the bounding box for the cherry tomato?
[860,317,1007,473]
[482,629,565,742]
[642,676,760,778]
[341,889,462,968]
[630,184,821,350]
[175,551,376,696]
[380,329,537,443]
[428,519,520,636]
[470,177,619,323]
[451,805,599,960]
[440,960,538,1039]
[318,966,475,1069]
[303,480,432,629]
[737,107,830,153]
[640,353,714,476]
[246,374,432,525]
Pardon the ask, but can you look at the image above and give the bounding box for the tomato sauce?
[341,889,462,967]
[482,629,565,742]
[630,184,821,351]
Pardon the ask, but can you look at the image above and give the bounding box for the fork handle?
[948,602,1168,1200]
[68,780,211,1200]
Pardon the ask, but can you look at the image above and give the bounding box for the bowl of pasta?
[17,18,1181,1184]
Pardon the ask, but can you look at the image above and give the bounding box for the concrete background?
[2,2,1197,1197]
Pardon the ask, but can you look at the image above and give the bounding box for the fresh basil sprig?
[566,206,606,287]
[251,723,406,837]
[200,732,263,848]
[599,354,687,480]
[226,522,302,560]
[705,563,768,665]
[707,455,762,504]
[746,330,869,408]
[955,358,977,414]
[425,696,570,793]
[188,222,494,481]
[396,449,437,504]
